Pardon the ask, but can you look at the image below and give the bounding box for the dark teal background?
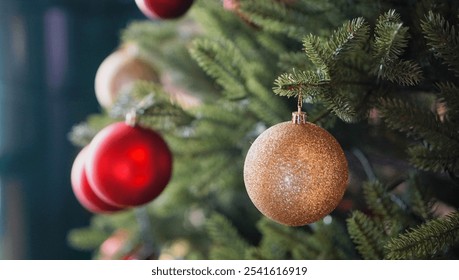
[0,0,140,259]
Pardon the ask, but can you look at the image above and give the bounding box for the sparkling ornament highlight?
[71,147,124,213]
[95,45,158,108]
[243,112,348,226]
[85,122,173,207]
[135,0,194,19]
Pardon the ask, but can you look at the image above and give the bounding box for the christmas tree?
[68,0,459,260]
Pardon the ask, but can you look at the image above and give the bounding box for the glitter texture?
[243,121,348,226]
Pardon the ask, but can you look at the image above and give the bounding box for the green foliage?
[111,81,194,131]
[346,180,415,260]
[347,211,386,260]
[376,60,423,86]
[68,114,112,148]
[67,228,109,252]
[378,97,459,173]
[407,175,434,221]
[372,10,422,86]
[437,81,459,122]
[206,213,252,260]
[205,213,357,260]
[421,11,459,76]
[67,210,139,254]
[373,10,410,63]
[273,68,331,99]
[190,38,248,100]
[348,178,459,260]
[362,181,405,235]
[274,17,369,94]
[385,212,459,259]
[68,0,459,261]
[408,145,459,173]
[237,0,340,39]
[327,18,370,66]
[248,218,356,260]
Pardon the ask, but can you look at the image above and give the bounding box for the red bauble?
[135,0,194,19]
[71,147,123,213]
[85,122,173,207]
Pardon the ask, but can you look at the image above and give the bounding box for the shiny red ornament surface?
[135,0,194,19]
[85,122,172,207]
[71,147,123,213]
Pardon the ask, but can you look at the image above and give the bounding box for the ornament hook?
[292,92,307,124]
[125,109,138,127]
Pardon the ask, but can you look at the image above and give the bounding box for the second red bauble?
[135,0,194,19]
[85,122,173,207]
[71,147,124,213]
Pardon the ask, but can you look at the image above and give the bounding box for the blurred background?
[0,0,141,259]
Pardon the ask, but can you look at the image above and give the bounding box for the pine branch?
[187,154,240,196]
[346,211,386,260]
[273,17,370,123]
[278,51,314,71]
[421,11,459,77]
[306,221,359,260]
[121,21,178,59]
[238,0,337,39]
[437,81,459,122]
[273,68,331,98]
[362,181,404,234]
[253,220,294,259]
[245,77,290,125]
[206,213,252,260]
[301,17,370,70]
[239,0,303,39]
[302,34,329,70]
[372,10,422,85]
[68,122,99,148]
[189,38,248,100]
[321,92,360,123]
[110,81,194,131]
[408,145,459,173]
[373,10,409,63]
[166,135,230,156]
[192,103,247,126]
[254,218,354,260]
[378,98,459,150]
[273,68,359,123]
[308,106,335,128]
[326,17,370,64]
[385,212,459,259]
[407,175,434,221]
[377,59,423,86]
[68,114,117,147]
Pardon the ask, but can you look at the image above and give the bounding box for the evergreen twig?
[385,212,459,259]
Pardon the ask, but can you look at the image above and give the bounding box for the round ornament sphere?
[95,45,158,108]
[135,0,194,19]
[71,147,124,213]
[243,117,348,226]
[85,122,173,207]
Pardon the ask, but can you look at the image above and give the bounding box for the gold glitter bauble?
[243,114,348,226]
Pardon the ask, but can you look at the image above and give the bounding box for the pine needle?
[385,212,459,259]
[421,11,459,77]
[347,211,386,260]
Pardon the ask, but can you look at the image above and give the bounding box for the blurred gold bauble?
[243,112,348,226]
[95,44,158,108]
